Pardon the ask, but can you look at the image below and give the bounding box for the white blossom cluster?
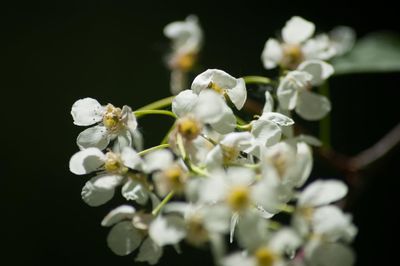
[69,16,357,266]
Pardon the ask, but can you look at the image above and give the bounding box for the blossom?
[69,147,152,206]
[261,16,336,70]
[164,15,203,94]
[143,149,189,196]
[172,89,236,138]
[191,69,247,110]
[71,97,140,151]
[277,60,333,120]
[101,205,163,265]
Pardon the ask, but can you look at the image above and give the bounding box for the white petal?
[296,91,331,120]
[135,237,163,265]
[302,34,336,61]
[172,90,198,117]
[205,146,224,170]
[107,221,143,256]
[259,112,294,127]
[282,16,315,44]
[226,78,247,110]
[269,228,302,255]
[263,91,275,113]
[121,147,143,170]
[90,174,123,190]
[229,212,240,243]
[236,211,269,250]
[261,38,283,69]
[330,26,356,56]
[312,205,357,242]
[191,69,236,94]
[298,180,348,207]
[101,205,136,227]
[209,107,236,134]
[298,60,334,86]
[77,125,110,150]
[251,119,282,147]
[222,252,255,266]
[294,142,313,188]
[144,149,174,172]
[69,147,105,175]
[307,242,356,266]
[194,90,225,124]
[121,179,149,205]
[227,167,255,186]
[113,129,132,153]
[199,175,228,204]
[277,76,299,110]
[121,105,137,134]
[203,205,231,234]
[220,131,253,148]
[81,180,115,207]
[149,216,186,246]
[71,98,103,126]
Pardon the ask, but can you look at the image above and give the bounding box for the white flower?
[101,206,163,264]
[304,241,356,266]
[164,15,203,94]
[277,60,333,120]
[164,15,203,59]
[143,149,188,196]
[191,69,247,110]
[205,132,254,169]
[248,91,295,155]
[329,26,356,56]
[261,16,339,70]
[69,147,150,206]
[71,97,139,150]
[172,89,236,137]
[222,225,302,266]
[292,180,350,238]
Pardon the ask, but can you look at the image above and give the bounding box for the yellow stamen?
[282,43,304,69]
[255,247,276,266]
[177,116,202,140]
[103,104,122,130]
[227,186,250,211]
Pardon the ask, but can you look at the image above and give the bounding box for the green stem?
[152,190,175,216]
[161,124,176,145]
[235,115,247,126]
[279,204,295,213]
[319,82,331,149]
[136,96,175,111]
[177,133,208,176]
[236,123,252,131]
[242,76,272,85]
[138,144,170,156]
[133,110,177,119]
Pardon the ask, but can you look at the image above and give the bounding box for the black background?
[2,1,399,265]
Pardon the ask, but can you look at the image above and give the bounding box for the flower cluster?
[69,16,357,266]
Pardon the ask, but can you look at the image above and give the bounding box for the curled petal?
[101,205,136,227]
[77,125,110,150]
[296,91,331,121]
[69,147,105,175]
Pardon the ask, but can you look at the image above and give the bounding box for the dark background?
[2,1,399,265]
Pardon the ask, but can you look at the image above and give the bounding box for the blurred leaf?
[332,31,400,75]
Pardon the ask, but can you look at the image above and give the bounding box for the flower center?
[161,164,187,194]
[227,185,250,211]
[177,115,202,140]
[103,104,122,130]
[255,247,276,266]
[282,43,304,69]
[270,152,287,178]
[176,52,197,71]
[186,214,209,246]
[208,81,226,95]
[104,152,127,174]
[221,145,240,164]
